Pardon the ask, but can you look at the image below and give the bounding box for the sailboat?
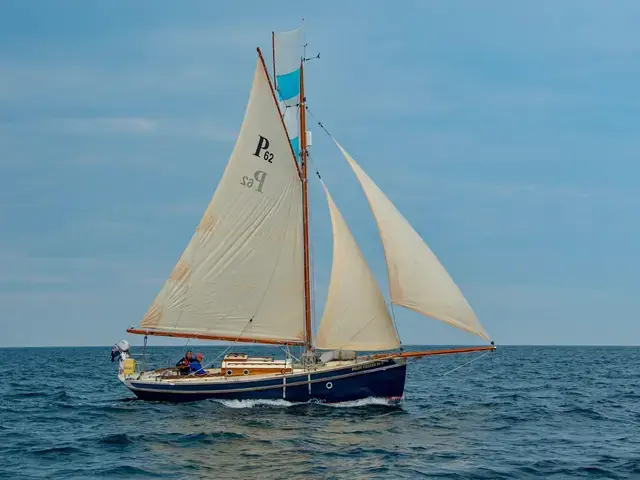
[112,27,495,403]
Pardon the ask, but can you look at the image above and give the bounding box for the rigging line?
[306,151,318,341]
[427,350,493,377]
[304,142,323,181]
[389,303,403,352]
[299,107,332,183]
[280,344,302,364]
[195,319,254,373]
[304,106,333,140]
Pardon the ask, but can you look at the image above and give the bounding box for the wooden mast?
[299,60,313,350]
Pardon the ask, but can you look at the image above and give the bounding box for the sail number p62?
[253,135,274,163]
[240,135,274,193]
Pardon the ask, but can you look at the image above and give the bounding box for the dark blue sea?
[1,346,639,479]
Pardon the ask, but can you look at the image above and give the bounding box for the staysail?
[133,54,305,344]
[273,26,303,156]
[334,141,491,341]
[315,183,400,351]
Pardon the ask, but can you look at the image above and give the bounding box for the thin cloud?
[0,274,69,285]
[56,117,156,135]
[3,116,238,141]
[135,24,267,56]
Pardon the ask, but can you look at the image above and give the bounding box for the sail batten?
[136,54,305,344]
[334,141,491,342]
[315,182,400,351]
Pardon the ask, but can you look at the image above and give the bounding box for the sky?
[1,1,639,347]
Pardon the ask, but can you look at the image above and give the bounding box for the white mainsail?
[137,55,306,344]
[315,183,400,351]
[334,141,491,341]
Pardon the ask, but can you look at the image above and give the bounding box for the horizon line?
[0,343,638,349]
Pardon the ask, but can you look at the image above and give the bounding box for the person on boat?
[189,353,207,376]
[175,350,193,375]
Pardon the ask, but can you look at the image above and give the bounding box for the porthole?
[326,381,333,390]
[243,369,249,375]
[226,369,233,376]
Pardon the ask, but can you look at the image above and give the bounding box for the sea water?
[0,346,638,479]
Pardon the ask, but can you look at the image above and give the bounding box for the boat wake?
[211,396,403,409]
[212,399,296,409]
[325,396,403,408]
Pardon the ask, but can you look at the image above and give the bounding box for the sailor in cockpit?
[175,350,194,375]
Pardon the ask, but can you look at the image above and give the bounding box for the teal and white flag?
[273,26,304,158]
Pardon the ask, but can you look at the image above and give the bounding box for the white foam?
[211,396,403,409]
[212,399,297,409]
[325,396,404,408]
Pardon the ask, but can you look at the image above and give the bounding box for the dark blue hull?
[125,358,406,403]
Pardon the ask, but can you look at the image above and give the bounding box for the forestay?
[335,141,491,341]
[138,56,305,344]
[315,183,400,351]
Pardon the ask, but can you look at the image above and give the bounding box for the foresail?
[137,55,305,344]
[334,141,491,342]
[273,27,303,156]
[315,183,400,351]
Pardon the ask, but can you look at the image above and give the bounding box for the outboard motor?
[111,340,137,377]
[111,340,130,362]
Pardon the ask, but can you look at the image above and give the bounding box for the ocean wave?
[1,345,638,479]
[93,465,160,477]
[29,445,85,457]
[99,433,136,445]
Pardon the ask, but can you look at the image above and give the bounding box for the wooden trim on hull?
[126,328,305,346]
[225,367,292,377]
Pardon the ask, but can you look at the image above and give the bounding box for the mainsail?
[133,54,306,344]
[334,141,491,341]
[315,183,400,351]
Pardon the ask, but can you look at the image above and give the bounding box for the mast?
[300,60,312,350]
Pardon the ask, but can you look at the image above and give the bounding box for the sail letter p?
[253,135,270,158]
[254,170,267,193]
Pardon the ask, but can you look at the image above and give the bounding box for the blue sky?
[1,1,639,347]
